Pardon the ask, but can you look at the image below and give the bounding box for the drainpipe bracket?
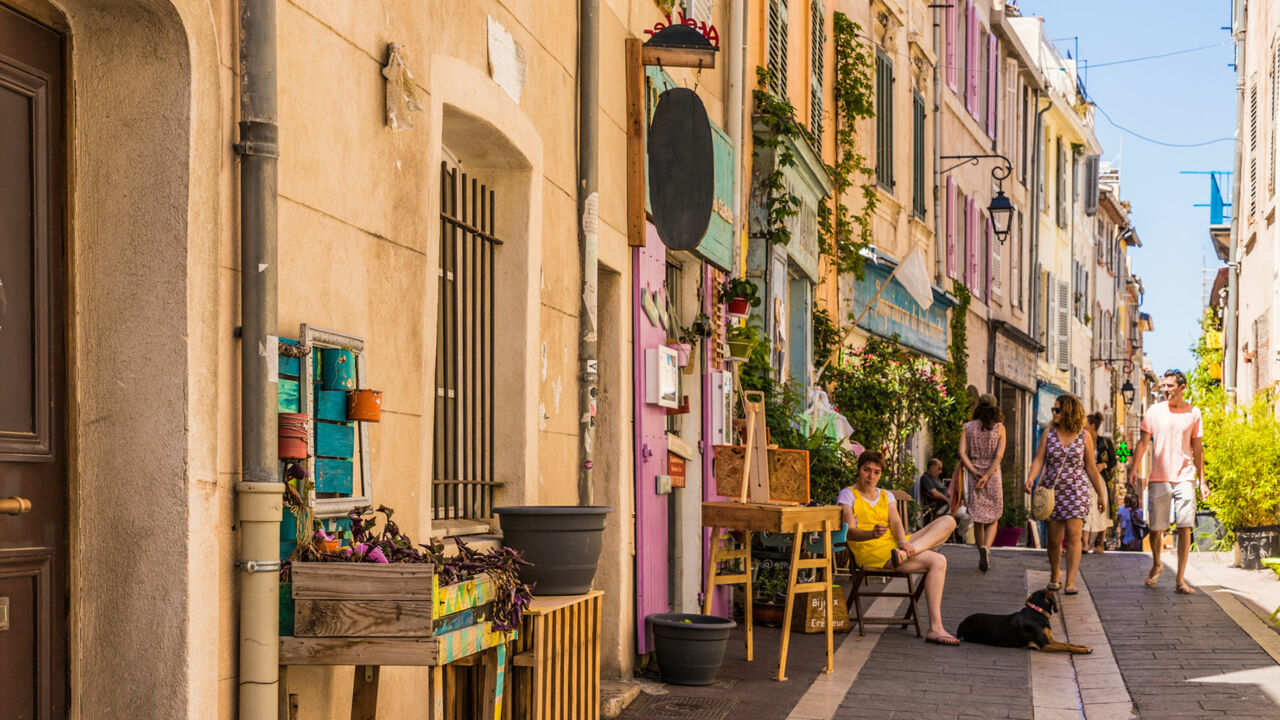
[235,120,280,159]
[237,559,283,574]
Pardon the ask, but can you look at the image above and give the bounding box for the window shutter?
[946,1,957,90]
[965,197,976,292]
[1046,271,1056,364]
[1057,279,1071,371]
[991,215,1003,300]
[1012,211,1022,308]
[913,93,926,218]
[1084,155,1099,216]
[686,0,713,26]
[986,33,997,139]
[876,51,894,189]
[809,0,825,136]
[1250,81,1258,218]
[966,7,978,117]
[1273,43,1279,195]
[769,0,789,98]
[946,177,957,277]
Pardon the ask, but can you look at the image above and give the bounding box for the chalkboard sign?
[1235,525,1280,570]
[647,87,714,251]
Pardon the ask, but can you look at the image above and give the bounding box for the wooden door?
[0,5,68,718]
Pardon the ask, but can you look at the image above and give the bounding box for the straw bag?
[1031,483,1056,522]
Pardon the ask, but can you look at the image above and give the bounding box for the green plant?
[719,277,762,307]
[826,336,952,491]
[818,12,878,278]
[752,66,811,246]
[931,283,972,471]
[753,560,790,603]
[998,474,1029,528]
[812,306,841,373]
[1201,390,1280,531]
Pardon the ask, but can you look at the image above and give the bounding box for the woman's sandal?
[1144,566,1163,587]
[1175,584,1197,595]
[1046,581,1061,591]
[887,548,905,570]
[1064,586,1079,595]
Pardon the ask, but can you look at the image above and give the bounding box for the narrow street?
[620,546,1280,720]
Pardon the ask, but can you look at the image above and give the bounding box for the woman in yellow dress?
[837,451,960,645]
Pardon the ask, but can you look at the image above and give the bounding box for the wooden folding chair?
[843,555,926,637]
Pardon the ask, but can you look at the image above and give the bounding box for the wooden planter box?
[290,562,495,638]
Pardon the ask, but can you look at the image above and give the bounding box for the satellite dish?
[647,87,714,251]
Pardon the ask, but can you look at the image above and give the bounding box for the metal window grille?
[912,92,926,218]
[876,50,894,189]
[434,162,503,520]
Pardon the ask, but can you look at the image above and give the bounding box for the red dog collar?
[1026,602,1050,617]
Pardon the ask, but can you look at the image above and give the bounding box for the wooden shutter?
[686,0,713,26]
[809,0,825,136]
[946,177,957,277]
[1273,43,1279,195]
[946,0,957,89]
[913,93,926,217]
[964,197,976,292]
[986,33,997,138]
[966,6,978,118]
[1084,155,1099,216]
[1250,80,1258,218]
[1057,278,1071,371]
[876,51,894,189]
[769,0,789,98]
[990,214,1002,300]
[1046,271,1056,365]
[1012,210,1022,308]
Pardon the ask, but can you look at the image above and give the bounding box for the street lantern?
[1121,379,1136,406]
[988,189,1014,245]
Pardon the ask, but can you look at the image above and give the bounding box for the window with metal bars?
[434,161,502,521]
[875,50,894,190]
[768,0,789,98]
[809,0,825,136]
[912,92,926,218]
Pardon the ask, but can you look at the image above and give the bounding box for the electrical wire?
[1086,42,1226,69]
[1091,99,1233,148]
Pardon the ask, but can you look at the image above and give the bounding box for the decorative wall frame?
[299,323,375,518]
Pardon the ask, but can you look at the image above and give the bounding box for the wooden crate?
[510,591,602,720]
[290,562,495,638]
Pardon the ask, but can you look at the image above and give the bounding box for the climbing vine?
[752,66,813,246]
[931,282,971,470]
[818,13,879,278]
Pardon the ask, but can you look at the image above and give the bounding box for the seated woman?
[838,451,960,645]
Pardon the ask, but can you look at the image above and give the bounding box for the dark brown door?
[0,5,67,719]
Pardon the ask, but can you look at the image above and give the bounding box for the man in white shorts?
[1127,370,1208,594]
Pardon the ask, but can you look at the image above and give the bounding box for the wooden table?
[701,502,842,681]
[279,621,515,720]
[509,591,603,719]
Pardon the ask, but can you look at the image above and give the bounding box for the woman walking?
[1024,395,1107,595]
[959,394,1007,572]
[1083,412,1115,553]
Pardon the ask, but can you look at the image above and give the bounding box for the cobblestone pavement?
[622,545,1280,720]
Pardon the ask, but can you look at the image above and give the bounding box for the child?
[1116,492,1147,552]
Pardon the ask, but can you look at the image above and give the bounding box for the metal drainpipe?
[235,0,282,717]
[1030,90,1049,343]
[727,0,746,276]
[932,2,943,284]
[577,0,600,505]
[1224,0,1246,400]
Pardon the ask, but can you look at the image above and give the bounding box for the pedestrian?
[1083,412,1115,554]
[918,458,951,523]
[1023,394,1107,595]
[1126,369,1208,594]
[959,394,1006,572]
[838,451,960,645]
[1116,491,1147,552]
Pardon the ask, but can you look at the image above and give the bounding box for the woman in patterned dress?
[959,394,1006,572]
[1024,395,1107,595]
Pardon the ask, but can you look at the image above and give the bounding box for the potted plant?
[493,505,614,595]
[647,613,737,686]
[993,475,1028,547]
[719,277,761,316]
[751,560,790,627]
[726,323,763,363]
[1202,392,1280,569]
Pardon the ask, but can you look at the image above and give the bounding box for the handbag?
[1031,457,1058,522]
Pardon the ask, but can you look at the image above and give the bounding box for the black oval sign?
[648,87,714,251]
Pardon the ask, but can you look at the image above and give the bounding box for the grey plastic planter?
[648,613,737,686]
[494,505,613,595]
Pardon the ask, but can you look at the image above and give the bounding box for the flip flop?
[1176,585,1197,595]
[1046,582,1061,591]
[1064,586,1079,595]
[886,549,905,570]
[1144,566,1163,587]
[925,634,961,646]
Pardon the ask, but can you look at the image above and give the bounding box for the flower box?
[290,562,496,638]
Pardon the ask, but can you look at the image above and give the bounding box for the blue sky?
[1018,0,1236,373]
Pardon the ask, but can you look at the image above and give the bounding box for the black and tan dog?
[955,589,1092,654]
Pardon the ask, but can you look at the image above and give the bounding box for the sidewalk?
[620,544,1280,719]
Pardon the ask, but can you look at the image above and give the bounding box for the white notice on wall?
[487,16,527,104]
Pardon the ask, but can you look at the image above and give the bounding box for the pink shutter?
[946,3,957,90]
[984,216,993,299]
[987,34,998,138]
[966,7,977,117]
[946,177,956,278]
[963,197,973,289]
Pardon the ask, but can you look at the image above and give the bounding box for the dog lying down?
[956,589,1092,654]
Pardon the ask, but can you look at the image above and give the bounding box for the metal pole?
[932,2,943,284]
[1224,0,1246,400]
[577,0,600,505]
[727,0,746,276]
[1030,90,1049,342]
[235,0,281,715]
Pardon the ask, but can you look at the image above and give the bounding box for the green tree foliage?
[931,283,972,473]
[752,67,810,246]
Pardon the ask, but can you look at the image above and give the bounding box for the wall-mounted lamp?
[940,154,1015,244]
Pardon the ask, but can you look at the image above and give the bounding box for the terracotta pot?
[318,539,341,554]
[752,602,785,627]
[347,389,383,422]
[726,298,751,316]
[278,412,310,460]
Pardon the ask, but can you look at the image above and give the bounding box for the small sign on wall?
[668,453,686,489]
[646,346,679,408]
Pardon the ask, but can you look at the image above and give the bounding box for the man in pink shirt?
[1127,370,1208,594]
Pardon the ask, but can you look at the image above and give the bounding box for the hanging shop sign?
[840,260,954,362]
[648,87,714,252]
[644,13,720,48]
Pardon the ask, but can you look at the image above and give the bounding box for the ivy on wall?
[931,282,972,471]
[752,66,812,246]
[818,12,878,279]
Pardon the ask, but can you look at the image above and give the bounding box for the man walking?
[1127,370,1208,594]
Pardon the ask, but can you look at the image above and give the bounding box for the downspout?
[1224,0,1246,400]
[932,2,944,284]
[1029,90,1049,343]
[577,0,600,505]
[728,0,746,276]
[234,0,281,717]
